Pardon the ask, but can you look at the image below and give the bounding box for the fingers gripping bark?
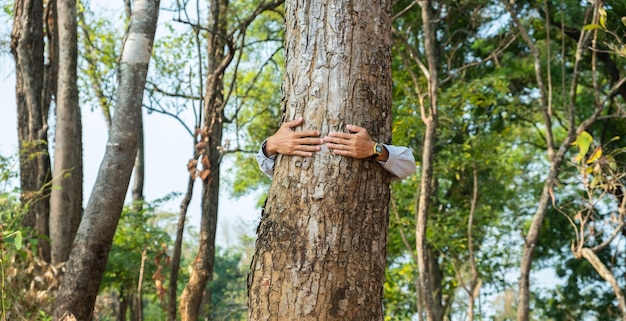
[324,124,376,159]
[265,118,323,157]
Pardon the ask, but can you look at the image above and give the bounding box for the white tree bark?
[52,0,160,318]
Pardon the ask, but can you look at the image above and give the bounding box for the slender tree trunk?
[11,0,52,262]
[503,2,599,319]
[167,175,196,321]
[179,0,229,319]
[248,0,393,320]
[117,288,128,321]
[50,0,83,265]
[466,164,480,321]
[52,0,160,318]
[132,119,145,210]
[135,248,147,321]
[415,0,441,320]
[128,291,136,321]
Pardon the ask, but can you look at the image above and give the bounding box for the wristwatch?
[371,142,383,159]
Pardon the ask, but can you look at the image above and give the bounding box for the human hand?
[265,118,323,157]
[324,124,386,160]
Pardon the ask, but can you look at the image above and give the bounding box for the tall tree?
[413,0,441,319]
[52,0,160,318]
[10,0,53,261]
[178,1,284,319]
[247,0,393,319]
[179,0,231,319]
[500,1,626,319]
[49,0,83,265]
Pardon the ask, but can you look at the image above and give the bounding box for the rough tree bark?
[52,0,160,318]
[179,0,230,319]
[247,0,393,320]
[10,0,52,262]
[49,0,83,265]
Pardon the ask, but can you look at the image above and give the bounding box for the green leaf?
[583,24,602,31]
[599,7,607,29]
[572,131,593,163]
[590,176,601,189]
[586,146,602,164]
[606,155,617,171]
[14,231,22,250]
[622,16,626,27]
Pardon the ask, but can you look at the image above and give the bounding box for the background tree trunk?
[168,175,196,321]
[132,121,145,210]
[179,0,229,319]
[49,0,83,265]
[415,0,442,319]
[10,0,52,262]
[52,0,160,318]
[247,0,393,319]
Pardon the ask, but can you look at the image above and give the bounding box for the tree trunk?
[132,119,145,210]
[52,0,160,318]
[466,164,480,321]
[10,0,52,262]
[179,0,229,319]
[415,0,441,319]
[167,175,196,321]
[579,248,626,320]
[117,288,128,321]
[504,2,600,319]
[247,0,393,320]
[49,0,83,265]
[135,248,147,321]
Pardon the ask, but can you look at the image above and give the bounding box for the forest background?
[1,0,626,320]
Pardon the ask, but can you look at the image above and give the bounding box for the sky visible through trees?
[0,21,260,249]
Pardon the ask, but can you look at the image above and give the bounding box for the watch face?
[375,143,383,154]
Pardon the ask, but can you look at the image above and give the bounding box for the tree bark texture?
[248,1,393,320]
[11,0,52,261]
[179,0,229,319]
[50,0,83,265]
[415,0,442,319]
[52,0,160,318]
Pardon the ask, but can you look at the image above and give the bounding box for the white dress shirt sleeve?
[256,139,277,178]
[378,144,416,179]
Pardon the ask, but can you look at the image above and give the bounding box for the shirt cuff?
[261,140,277,160]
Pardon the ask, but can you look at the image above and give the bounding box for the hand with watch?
[257,121,415,179]
[323,124,389,161]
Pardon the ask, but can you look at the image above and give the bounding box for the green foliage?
[0,154,54,321]
[209,247,248,321]
[76,0,123,115]
[16,0,620,318]
[98,200,174,317]
[1,0,12,19]
[536,256,619,320]
[225,7,285,200]
[384,260,418,320]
